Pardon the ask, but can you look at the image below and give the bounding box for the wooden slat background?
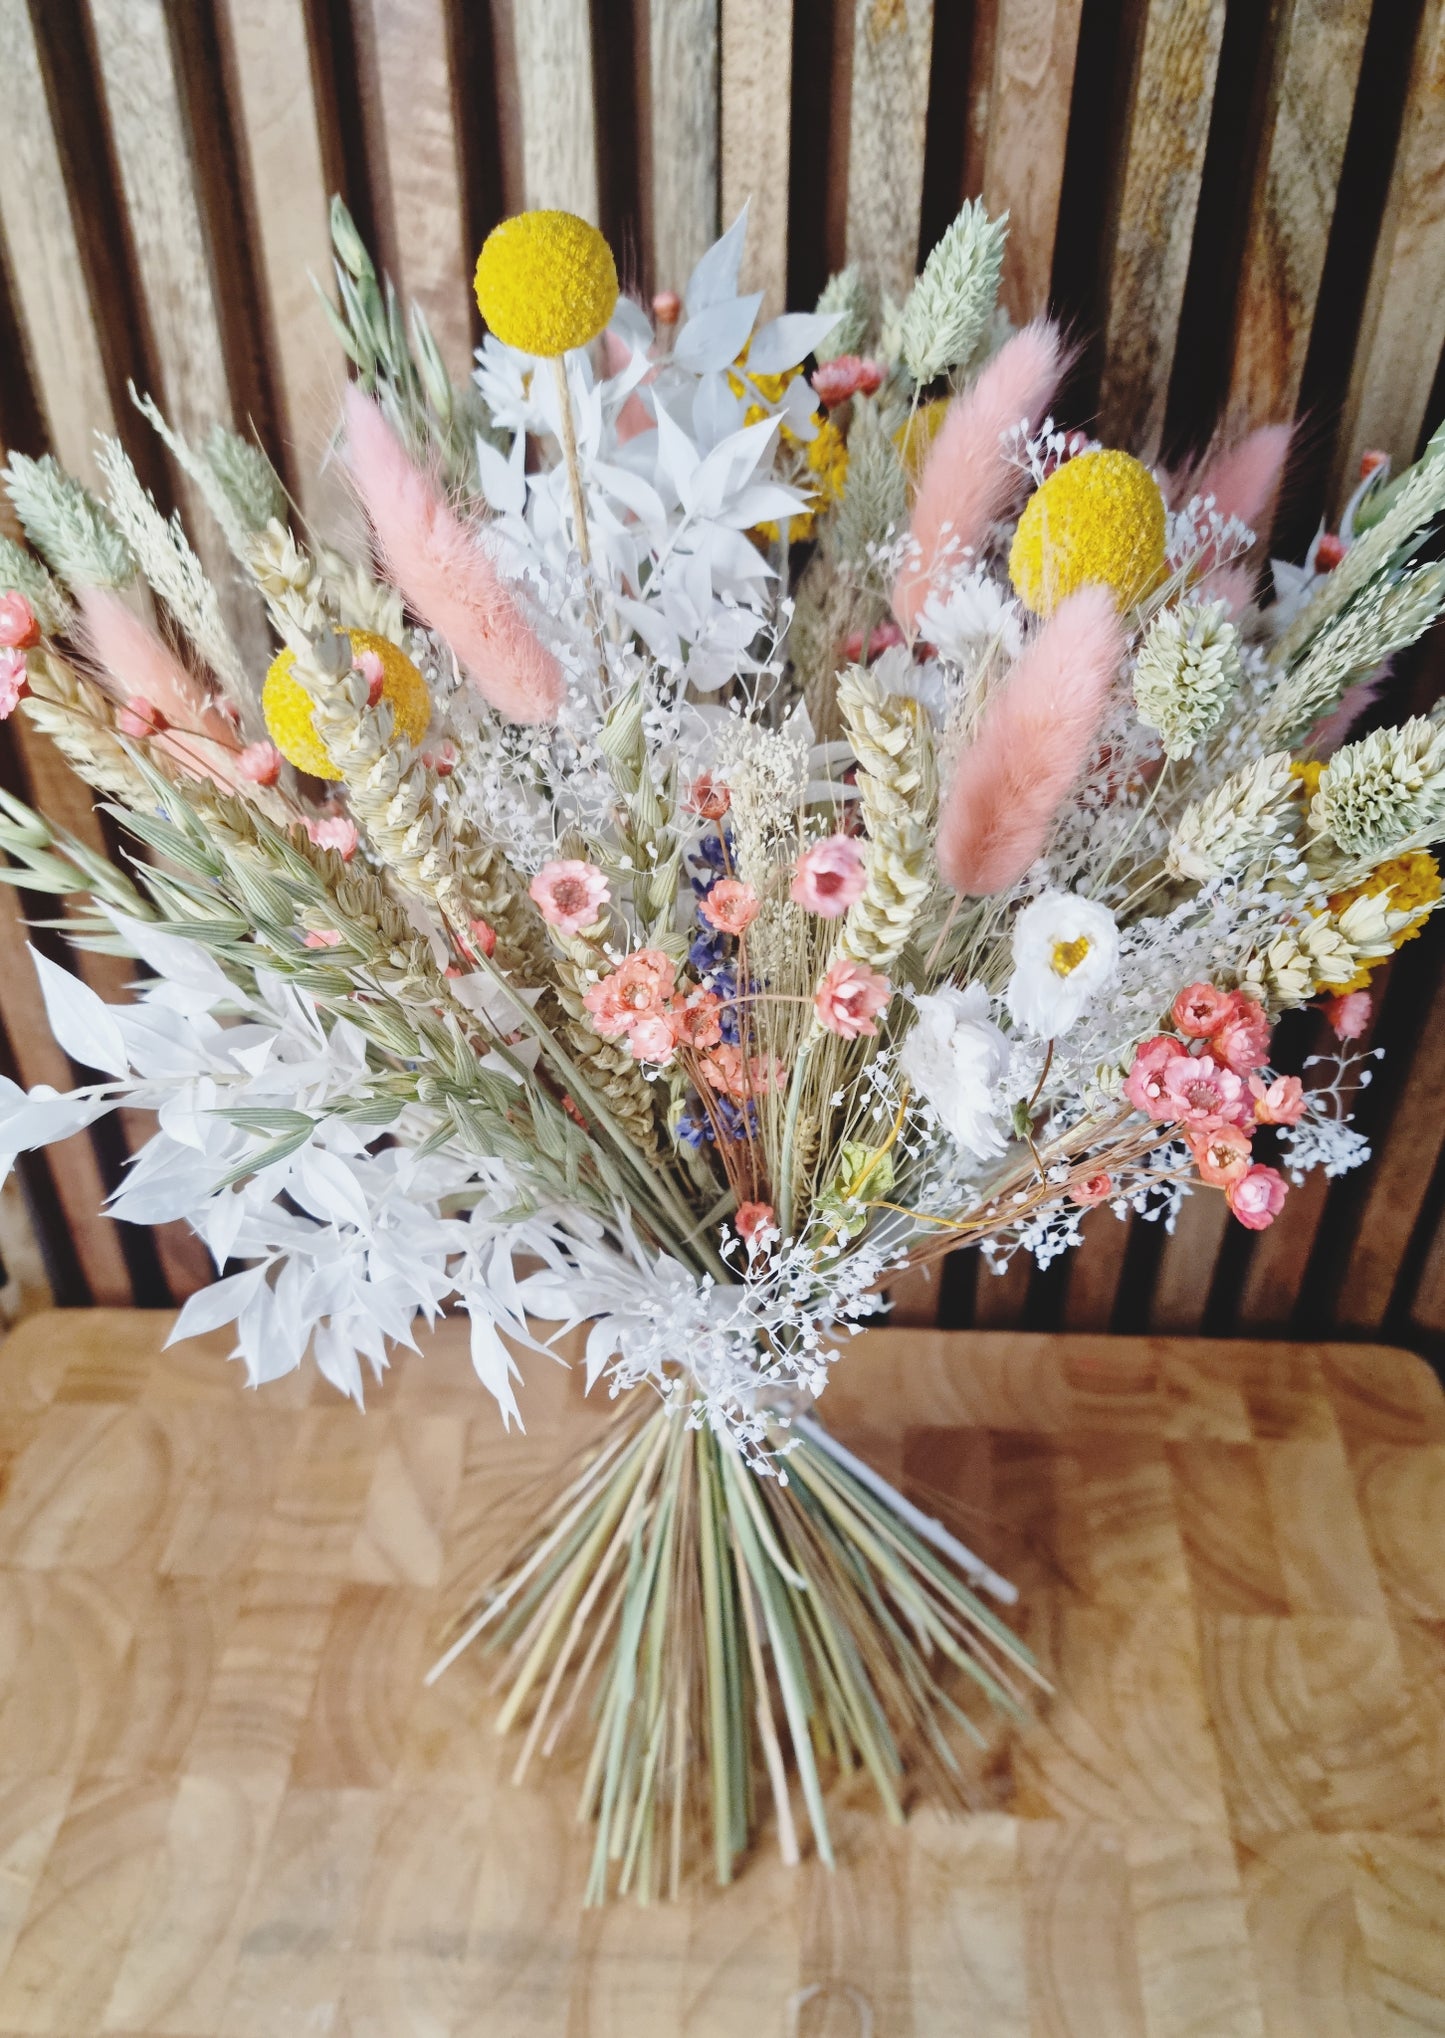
[1,0,1444,1358]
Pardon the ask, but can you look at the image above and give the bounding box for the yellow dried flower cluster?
[896,396,949,480]
[263,628,430,779]
[1009,448,1167,616]
[1326,850,1441,988]
[473,210,618,357]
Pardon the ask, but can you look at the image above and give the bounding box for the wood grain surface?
[0,1310,1441,2030]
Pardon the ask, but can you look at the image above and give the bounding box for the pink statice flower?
[117,695,166,738]
[0,592,39,650]
[0,648,29,719]
[700,1045,786,1100]
[735,1201,777,1250]
[1124,1036,1189,1120]
[238,740,283,785]
[1187,1119,1252,1186]
[1250,1073,1306,1126]
[1211,992,1271,1075]
[307,815,359,860]
[791,836,867,918]
[584,948,675,1038]
[811,356,884,407]
[530,858,610,936]
[626,1014,677,1066]
[1325,990,1371,1040]
[303,929,343,949]
[1172,982,1233,1038]
[843,621,904,662]
[1227,1163,1288,1230]
[700,877,759,935]
[422,739,458,776]
[1069,1172,1113,1208]
[814,957,891,1039]
[669,987,723,1051]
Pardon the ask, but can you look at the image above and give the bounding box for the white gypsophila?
[897,983,1010,1166]
[1006,891,1120,1037]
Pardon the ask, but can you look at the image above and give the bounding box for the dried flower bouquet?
[1,194,1442,1899]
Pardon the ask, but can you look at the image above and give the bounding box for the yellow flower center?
[1051,935,1091,977]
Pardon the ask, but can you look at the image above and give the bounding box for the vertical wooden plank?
[350,0,474,376]
[962,0,1002,202]
[1063,1209,1132,1333]
[1333,0,1445,500]
[494,0,600,222]
[1334,963,1445,1332]
[214,0,348,531]
[974,1248,1034,1329]
[1148,1193,1229,1334]
[844,0,935,304]
[1405,1196,1445,1338]
[980,0,1085,324]
[0,0,118,484]
[720,0,792,312]
[1224,0,1373,433]
[646,0,719,296]
[1097,0,1229,455]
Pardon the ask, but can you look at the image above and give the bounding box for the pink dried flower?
[791,836,867,917]
[700,877,759,935]
[1325,990,1371,1040]
[1227,1163,1288,1230]
[735,1201,777,1248]
[1314,533,1347,572]
[422,739,458,776]
[1124,1036,1188,1120]
[701,1045,786,1100]
[1187,1118,1252,1187]
[304,929,343,949]
[584,948,675,1037]
[239,740,284,786]
[652,290,682,326]
[0,592,39,651]
[529,858,610,936]
[0,648,29,719]
[117,694,166,739]
[843,621,904,662]
[1069,1172,1113,1208]
[811,356,884,407]
[685,771,730,819]
[307,815,359,860]
[625,1014,677,1065]
[1250,1073,1306,1127]
[1211,992,1271,1075]
[465,917,497,961]
[814,957,890,1039]
[1163,1052,1249,1129]
[669,987,723,1051]
[1172,982,1233,1038]
[354,646,386,705]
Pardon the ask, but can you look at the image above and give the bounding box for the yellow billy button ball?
[474,210,618,357]
[262,629,431,781]
[1009,448,1167,617]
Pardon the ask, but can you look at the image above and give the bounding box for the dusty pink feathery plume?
[936,584,1125,897]
[75,586,246,793]
[892,319,1067,639]
[342,383,563,725]
[1194,423,1292,533]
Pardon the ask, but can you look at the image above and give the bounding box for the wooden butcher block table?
[0,1310,1441,2034]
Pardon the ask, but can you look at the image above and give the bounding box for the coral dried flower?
[1188,1119,1252,1187]
[700,877,760,936]
[791,836,867,917]
[814,957,891,1039]
[474,210,618,357]
[1227,1164,1288,1230]
[0,648,29,720]
[0,592,40,651]
[529,859,610,937]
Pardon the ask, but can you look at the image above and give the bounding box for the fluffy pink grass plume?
[1195,424,1291,535]
[343,385,563,726]
[76,587,245,792]
[1202,561,1258,620]
[892,319,1066,638]
[936,583,1124,897]
[1309,669,1386,756]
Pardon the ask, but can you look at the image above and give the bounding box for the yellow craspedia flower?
[1327,851,1442,988]
[262,629,430,780]
[1009,448,1167,616]
[895,396,950,480]
[474,210,618,356]
[1291,759,1325,800]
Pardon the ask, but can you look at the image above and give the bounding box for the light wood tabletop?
[0,1310,1441,2034]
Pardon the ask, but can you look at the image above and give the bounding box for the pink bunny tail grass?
[1308,668,1388,757]
[936,584,1125,896]
[75,586,245,793]
[892,320,1067,638]
[1195,424,1292,538]
[343,384,563,726]
[1200,559,1259,620]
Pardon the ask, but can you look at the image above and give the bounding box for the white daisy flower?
[1006,892,1119,1037]
[898,982,1010,1164]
